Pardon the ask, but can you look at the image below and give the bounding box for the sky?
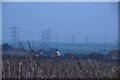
[2,2,118,44]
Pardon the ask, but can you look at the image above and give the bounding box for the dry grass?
[2,54,119,78]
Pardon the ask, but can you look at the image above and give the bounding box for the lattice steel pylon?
[10,25,19,47]
[40,28,53,49]
[86,34,89,44]
[72,34,75,45]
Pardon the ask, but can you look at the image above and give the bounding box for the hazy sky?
[2,2,118,43]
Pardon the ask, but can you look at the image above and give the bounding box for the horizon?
[2,40,118,45]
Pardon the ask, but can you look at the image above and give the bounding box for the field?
[1,42,120,78]
[2,54,119,78]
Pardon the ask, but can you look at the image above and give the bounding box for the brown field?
[2,54,119,78]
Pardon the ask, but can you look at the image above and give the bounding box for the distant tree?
[87,52,103,59]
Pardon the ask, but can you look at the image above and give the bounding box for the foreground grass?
[2,54,119,78]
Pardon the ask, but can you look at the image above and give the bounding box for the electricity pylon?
[10,25,19,47]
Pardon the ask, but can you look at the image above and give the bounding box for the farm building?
[107,50,120,59]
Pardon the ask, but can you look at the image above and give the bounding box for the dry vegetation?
[2,54,119,78]
[1,42,120,78]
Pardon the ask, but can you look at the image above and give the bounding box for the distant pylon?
[104,33,107,44]
[46,28,51,48]
[72,34,75,44]
[40,28,53,49]
[86,34,89,44]
[40,31,46,48]
[10,25,19,47]
[55,34,58,49]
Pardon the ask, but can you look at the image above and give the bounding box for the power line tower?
[10,25,19,47]
[55,34,58,49]
[40,31,46,49]
[72,34,75,45]
[86,34,89,44]
[46,28,51,48]
[40,28,53,49]
[104,33,107,44]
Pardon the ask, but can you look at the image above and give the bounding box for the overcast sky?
[2,2,118,43]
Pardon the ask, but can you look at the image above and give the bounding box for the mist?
[2,2,118,44]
